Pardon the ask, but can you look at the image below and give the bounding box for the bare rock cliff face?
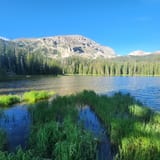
[14,35,116,59]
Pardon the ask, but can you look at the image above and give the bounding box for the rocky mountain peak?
[14,35,116,59]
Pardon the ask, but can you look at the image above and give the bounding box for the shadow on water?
[79,105,112,160]
[0,104,31,152]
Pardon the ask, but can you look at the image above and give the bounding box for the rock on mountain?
[128,50,151,56]
[13,35,116,59]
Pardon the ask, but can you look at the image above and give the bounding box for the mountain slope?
[13,35,116,59]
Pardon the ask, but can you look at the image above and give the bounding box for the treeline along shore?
[1,52,160,78]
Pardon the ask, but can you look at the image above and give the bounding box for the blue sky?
[0,0,160,55]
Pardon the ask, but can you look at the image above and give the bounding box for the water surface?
[0,76,160,110]
[0,104,30,151]
[1,76,160,156]
[79,106,112,160]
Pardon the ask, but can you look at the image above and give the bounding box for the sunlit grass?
[117,136,160,160]
[0,95,20,107]
[0,90,55,107]
[23,90,55,103]
[129,104,152,119]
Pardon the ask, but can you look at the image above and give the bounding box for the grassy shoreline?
[0,90,160,159]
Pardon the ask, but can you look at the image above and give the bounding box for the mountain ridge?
[6,35,116,59]
[1,35,160,58]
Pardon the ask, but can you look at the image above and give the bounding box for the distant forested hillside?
[1,38,160,78]
[0,39,62,77]
[62,56,160,76]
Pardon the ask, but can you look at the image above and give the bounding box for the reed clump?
[28,95,97,159]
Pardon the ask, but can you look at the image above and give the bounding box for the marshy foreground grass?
[0,90,160,160]
[0,90,55,107]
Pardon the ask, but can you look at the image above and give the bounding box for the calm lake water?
[0,75,160,111]
[0,105,30,151]
[0,75,160,156]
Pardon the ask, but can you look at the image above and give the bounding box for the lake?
[0,75,160,111]
[0,75,160,157]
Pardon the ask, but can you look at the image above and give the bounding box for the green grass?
[28,95,97,159]
[0,90,160,160]
[0,93,97,160]
[0,90,55,107]
[0,148,41,160]
[0,129,7,151]
[0,95,20,107]
[29,90,160,160]
[73,90,160,160]
[0,92,97,160]
[29,117,97,159]
[23,90,55,103]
